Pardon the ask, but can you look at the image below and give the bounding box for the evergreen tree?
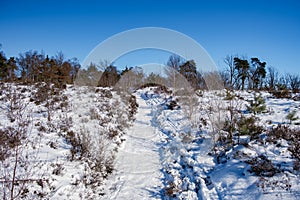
[0,51,8,81]
[234,57,249,90]
[98,65,120,87]
[6,57,18,82]
[247,93,266,114]
[121,66,132,76]
[179,60,200,89]
[250,58,266,90]
[286,110,299,124]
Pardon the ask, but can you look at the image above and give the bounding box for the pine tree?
[250,58,266,90]
[98,65,120,87]
[0,51,8,81]
[6,57,18,82]
[247,93,266,114]
[286,110,299,124]
[234,57,249,90]
[179,60,200,89]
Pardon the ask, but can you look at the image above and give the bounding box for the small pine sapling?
[286,110,299,124]
[237,115,264,141]
[224,89,235,100]
[247,93,266,114]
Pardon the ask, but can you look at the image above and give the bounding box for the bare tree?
[266,66,279,91]
[55,51,65,67]
[204,92,226,154]
[203,71,224,90]
[98,59,111,71]
[164,66,183,92]
[74,63,102,86]
[167,54,182,71]
[165,54,183,92]
[114,66,144,92]
[179,92,198,129]
[287,73,300,93]
[277,73,290,90]
[224,55,237,89]
[17,51,45,83]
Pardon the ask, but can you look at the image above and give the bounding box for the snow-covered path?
[108,94,163,199]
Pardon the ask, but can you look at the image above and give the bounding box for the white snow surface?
[105,92,164,199]
[1,84,300,199]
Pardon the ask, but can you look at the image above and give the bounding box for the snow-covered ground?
[0,84,137,199]
[104,92,164,199]
[1,84,300,199]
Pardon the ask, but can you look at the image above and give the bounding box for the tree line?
[1,47,299,93]
[81,54,300,94]
[0,49,80,87]
[221,55,300,93]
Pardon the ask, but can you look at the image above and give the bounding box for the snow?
[105,93,163,199]
[1,84,300,199]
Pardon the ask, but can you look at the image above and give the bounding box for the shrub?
[237,115,264,140]
[266,126,286,144]
[127,94,138,120]
[288,132,300,163]
[246,155,279,177]
[271,89,291,99]
[265,125,300,171]
[246,93,266,114]
[0,127,22,161]
[51,163,64,175]
[64,130,89,160]
[257,173,292,193]
[32,83,49,105]
[108,128,118,139]
[89,107,100,120]
[91,138,115,177]
[65,128,116,181]
[165,181,179,197]
[165,99,180,110]
[224,89,235,100]
[154,85,172,94]
[223,119,236,138]
[266,125,292,143]
[286,110,299,124]
[95,88,113,98]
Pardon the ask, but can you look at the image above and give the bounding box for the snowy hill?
[0,84,300,199]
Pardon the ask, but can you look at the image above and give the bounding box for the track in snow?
[108,93,164,200]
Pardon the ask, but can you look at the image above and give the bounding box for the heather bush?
[246,155,279,177]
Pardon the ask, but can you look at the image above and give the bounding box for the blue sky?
[0,0,299,74]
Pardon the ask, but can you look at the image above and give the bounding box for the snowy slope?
[1,84,300,200]
[105,88,300,200]
[0,84,137,199]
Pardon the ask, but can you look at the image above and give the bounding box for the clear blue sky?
[0,0,299,74]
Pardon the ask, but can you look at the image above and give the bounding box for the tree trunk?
[11,145,19,200]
